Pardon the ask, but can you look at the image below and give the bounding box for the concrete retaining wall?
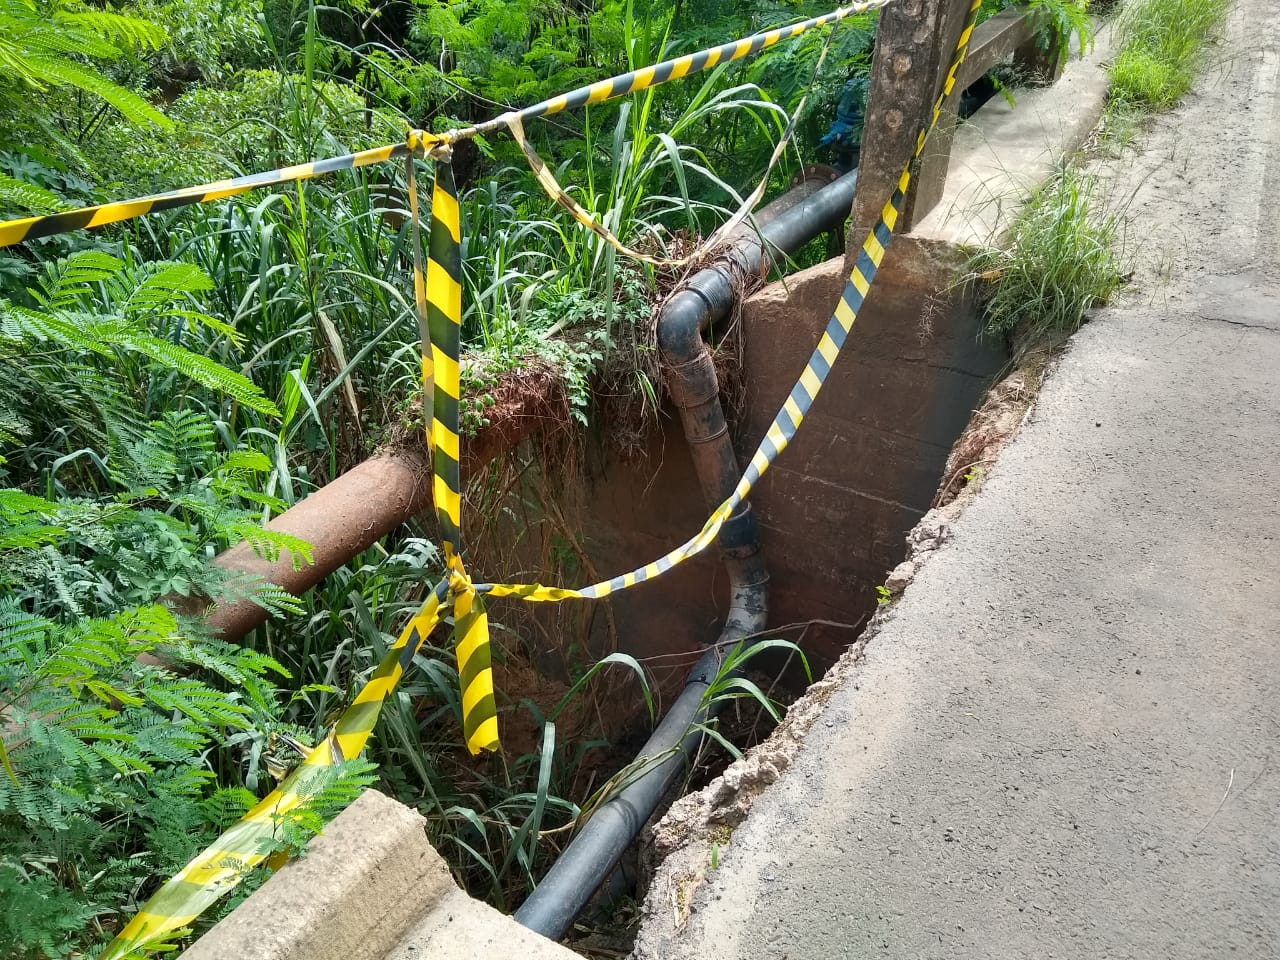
[519,237,1006,674]
[733,237,1006,661]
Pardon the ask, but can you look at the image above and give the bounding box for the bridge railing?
[850,1,1062,248]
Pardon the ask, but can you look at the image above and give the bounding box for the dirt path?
[1096,0,1280,294]
[629,4,1280,957]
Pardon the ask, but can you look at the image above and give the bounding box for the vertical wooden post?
[847,0,974,256]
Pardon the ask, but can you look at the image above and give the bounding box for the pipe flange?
[718,507,760,551]
[789,163,842,188]
[665,352,721,408]
[686,421,731,445]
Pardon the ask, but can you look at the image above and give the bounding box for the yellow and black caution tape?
[6,0,988,952]
[0,142,420,248]
[422,156,500,755]
[100,584,448,960]
[0,2,890,251]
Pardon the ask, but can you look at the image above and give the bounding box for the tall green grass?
[971,166,1123,347]
[1109,0,1231,108]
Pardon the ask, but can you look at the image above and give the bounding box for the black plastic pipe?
[511,644,727,938]
[512,169,859,941]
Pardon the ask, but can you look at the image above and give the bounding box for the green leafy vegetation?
[0,0,171,141]
[972,0,1225,354]
[971,165,1122,349]
[980,0,1094,62]
[1109,0,1230,109]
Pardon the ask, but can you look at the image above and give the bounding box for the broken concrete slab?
[184,790,447,960]
[386,888,583,960]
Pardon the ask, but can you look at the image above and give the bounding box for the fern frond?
[115,603,180,648]
[167,636,291,692]
[139,758,214,800]
[90,741,155,775]
[37,627,128,682]
[216,574,306,616]
[11,22,122,60]
[140,677,252,730]
[0,173,71,215]
[215,450,273,474]
[53,9,167,52]
[0,489,60,516]
[20,56,170,129]
[20,715,103,774]
[0,521,66,549]
[0,488,68,549]
[121,334,280,416]
[0,601,53,674]
[211,484,288,514]
[129,711,205,760]
[118,262,214,317]
[154,409,215,468]
[199,786,257,829]
[0,304,114,356]
[37,250,124,311]
[108,435,176,493]
[168,306,245,346]
[231,522,314,569]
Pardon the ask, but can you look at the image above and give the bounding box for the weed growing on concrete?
[970,166,1122,348]
[1109,0,1231,108]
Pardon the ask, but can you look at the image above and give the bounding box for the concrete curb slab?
[184,790,579,960]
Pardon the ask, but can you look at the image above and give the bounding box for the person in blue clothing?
[818,71,871,171]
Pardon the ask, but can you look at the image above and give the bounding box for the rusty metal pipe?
[195,366,570,640]
[195,448,432,640]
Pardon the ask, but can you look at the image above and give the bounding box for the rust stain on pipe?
[200,448,434,640]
